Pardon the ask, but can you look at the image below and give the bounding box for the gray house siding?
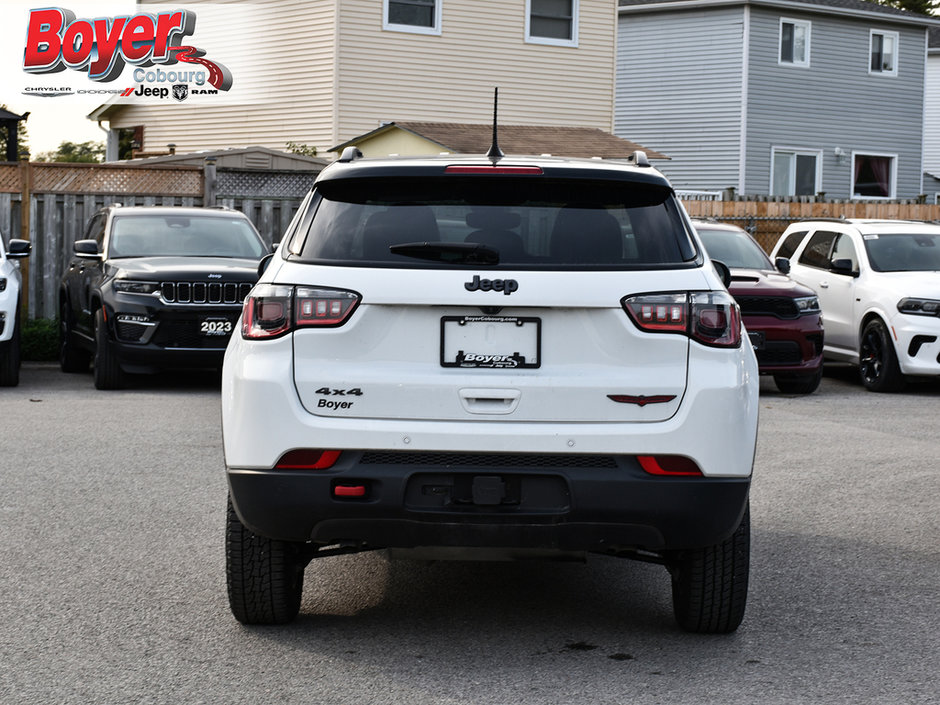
[925,51,940,177]
[745,7,926,198]
[615,7,745,191]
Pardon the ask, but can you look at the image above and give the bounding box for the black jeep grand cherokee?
[59,205,268,389]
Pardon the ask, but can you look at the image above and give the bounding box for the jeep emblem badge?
[464,275,518,295]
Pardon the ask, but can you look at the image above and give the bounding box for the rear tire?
[226,496,305,625]
[773,368,822,395]
[93,308,125,390]
[669,504,750,634]
[0,311,21,387]
[859,319,905,393]
[60,300,90,373]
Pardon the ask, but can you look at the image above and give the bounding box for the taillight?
[275,449,342,470]
[637,455,703,476]
[622,291,741,348]
[242,284,360,339]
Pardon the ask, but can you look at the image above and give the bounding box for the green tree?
[35,140,105,163]
[286,141,318,157]
[0,104,30,159]
[876,0,937,15]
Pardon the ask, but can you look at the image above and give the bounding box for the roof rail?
[627,150,650,168]
[338,146,363,163]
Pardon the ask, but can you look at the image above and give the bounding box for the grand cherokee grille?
[161,281,252,305]
[735,296,800,319]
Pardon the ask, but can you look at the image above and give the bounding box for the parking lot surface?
[1,363,938,704]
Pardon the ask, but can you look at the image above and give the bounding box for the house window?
[779,18,810,66]
[853,153,896,198]
[526,0,578,47]
[384,0,440,35]
[870,30,898,75]
[772,149,820,196]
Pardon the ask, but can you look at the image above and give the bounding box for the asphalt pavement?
[1,362,938,704]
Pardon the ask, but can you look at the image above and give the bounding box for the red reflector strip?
[334,484,366,497]
[637,455,703,476]
[444,165,543,175]
[275,449,342,470]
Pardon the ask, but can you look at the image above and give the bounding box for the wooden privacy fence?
[0,160,317,320]
[683,198,940,252]
[3,161,940,320]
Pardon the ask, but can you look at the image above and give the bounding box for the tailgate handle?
[459,388,520,415]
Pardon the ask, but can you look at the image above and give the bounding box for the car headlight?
[113,280,160,295]
[897,297,940,317]
[794,295,820,314]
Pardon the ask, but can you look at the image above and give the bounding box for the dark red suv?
[693,220,824,394]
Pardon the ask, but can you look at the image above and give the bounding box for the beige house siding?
[103,0,616,157]
[334,0,617,147]
[108,1,336,155]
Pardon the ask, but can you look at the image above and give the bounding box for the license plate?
[748,331,766,350]
[441,316,541,369]
[200,317,234,337]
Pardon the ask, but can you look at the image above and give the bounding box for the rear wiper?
[389,241,500,265]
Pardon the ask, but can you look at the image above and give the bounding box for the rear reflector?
[275,449,342,470]
[445,165,544,175]
[333,484,367,498]
[637,455,703,476]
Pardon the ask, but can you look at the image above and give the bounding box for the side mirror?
[258,252,274,278]
[712,259,732,288]
[6,239,31,259]
[775,256,791,274]
[831,259,858,277]
[73,239,101,259]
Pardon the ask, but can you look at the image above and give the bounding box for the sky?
[2,1,139,156]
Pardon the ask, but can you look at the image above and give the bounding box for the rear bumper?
[228,453,750,551]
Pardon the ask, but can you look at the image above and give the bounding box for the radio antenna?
[486,87,504,160]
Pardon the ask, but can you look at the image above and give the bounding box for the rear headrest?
[466,210,521,230]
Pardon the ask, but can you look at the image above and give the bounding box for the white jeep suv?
[771,219,940,392]
[222,150,759,632]
[0,235,31,386]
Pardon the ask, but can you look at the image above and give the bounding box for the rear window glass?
[288,177,697,268]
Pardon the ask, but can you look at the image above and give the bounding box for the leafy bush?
[21,318,59,361]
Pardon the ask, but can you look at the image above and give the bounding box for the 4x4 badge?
[464,275,518,295]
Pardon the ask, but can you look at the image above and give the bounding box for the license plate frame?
[440,315,541,369]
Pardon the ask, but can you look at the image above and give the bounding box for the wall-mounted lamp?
[833,146,847,165]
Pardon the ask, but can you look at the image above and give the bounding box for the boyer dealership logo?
[22,7,232,98]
